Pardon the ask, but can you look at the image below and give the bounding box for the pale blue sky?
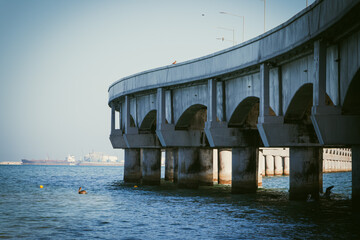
[0,0,315,162]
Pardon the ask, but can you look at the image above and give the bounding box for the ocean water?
[0,165,359,239]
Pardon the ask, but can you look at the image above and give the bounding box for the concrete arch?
[284,83,313,123]
[175,104,207,130]
[228,97,275,128]
[139,110,156,133]
[129,115,136,127]
[228,97,259,128]
[343,68,360,115]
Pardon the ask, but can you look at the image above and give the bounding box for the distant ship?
[21,155,76,166]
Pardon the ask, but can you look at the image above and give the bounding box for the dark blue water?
[0,165,359,239]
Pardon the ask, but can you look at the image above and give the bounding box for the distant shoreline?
[0,161,124,166]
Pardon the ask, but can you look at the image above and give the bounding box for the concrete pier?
[198,149,213,186]
[284,157,290,175]
[173,149,179,183]
[124,149,141,183]
[218,149,232,184]
[353,146,360,202]
[274,156,283,175]
[232,147,258,194]
[177,148,200,189]
[165,149,175,181]
[265,155,274,176]
[141,149,161,185]
[213,149,218,183]
[289,147,322,200]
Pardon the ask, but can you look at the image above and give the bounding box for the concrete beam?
[124,132,162,148]
[257,116,320,147]
[311,111,360,145]
[109,130,127,148]
[205,121,262,147]
[156,124,207,147]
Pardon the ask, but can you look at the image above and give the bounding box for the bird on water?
[78,187,87,194]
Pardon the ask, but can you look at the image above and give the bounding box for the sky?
[0,0,315,162]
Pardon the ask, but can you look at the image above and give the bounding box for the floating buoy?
[40,185,43,188]
[134,185,138,188]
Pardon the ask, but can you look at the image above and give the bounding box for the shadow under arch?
[139,110,156,133]
[285,83,334,124]
[343,68,360,115]
[228,97,275,128]
[285,83,313,124]
[175,104,207,130]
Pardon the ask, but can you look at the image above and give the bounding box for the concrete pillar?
[289,147,322,200]
[265,155,274,176]
[274,156,283,175]
[165,149,175,181]
[284,157,290,175]
[141,149,161,185]
[259,150,265,176]
[353,146,360,202]
[199,149,213,186]
[218,149,232,184]
[178,148,199,189]
[173,149,178,183]
[258,151,263,187]
[232,147,258,194]
[124,149,141,183]
[213,149,218,183]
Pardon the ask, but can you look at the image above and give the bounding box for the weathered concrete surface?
[124,149,141,183]
[218,149,232,185]
[353,146,360,202]
[178,148,200,189]
[213,149,218,183]
[141,149,161,185]
[289,147,322,200]
[265,155,274,176]
[232,147,258,194]
[198,149,213,186]
[165,149,175,181]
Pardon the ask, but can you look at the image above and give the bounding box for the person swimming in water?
[78,187,87,194]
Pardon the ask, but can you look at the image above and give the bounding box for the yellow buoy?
[134,185,138,188]
[40,185,43,188]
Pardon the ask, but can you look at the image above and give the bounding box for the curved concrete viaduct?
[108,0,360,200]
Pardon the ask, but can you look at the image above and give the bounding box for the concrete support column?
[199,149,213,186]
[141,149,161,185]
[289,147,322,200]
[173,149,179,183]
[111,102,115,133]
[274,156,283,175]
[124,149,141,183]
[265,155,274,176]
[178,148,199,189]
[259,150,265,176]
[232,147,258,194]
[165,149,175,181]
[213,149,218,183]
[258,151,263,187]
[218,149,232,184]
[284,157,290,175]
[352,146,360,202]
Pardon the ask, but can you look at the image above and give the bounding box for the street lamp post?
[219,11,245,42]
[217,26,236,46]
